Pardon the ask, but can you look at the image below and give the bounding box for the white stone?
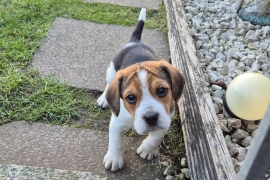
[240,56,248,62]
[185,13,193,21]
[220,32,237,42]
[257,55,269,63]
[216,52,226,60]
[259,41,269,50]
[245,59,255,67]
[221,22,230,28]
[202,43,213,50]
[175,174,185,180]
[245,66,251,71]
[236,29,246,36]
[231,129,249,139]
[261,64,270,72]
[245,30,258,42]
[218,66,229,76]
[192,17,202,31]
[251,129,257,138]
[228,59,239,69]
[163,165,174,176]
[208,72,218,81]
[229,19,237,29]
[165,175,174,180]
[208,61,219,69]
[247,43,258,50]
[255,29,263,36]
[248,60,260,72]
[231,158,241,173]
[262,26,270,37]
[212,97,223,104]
[236,147,247,161]
[247,124,259,132]
[213,103,220,114]
[225,135,233,146]
[195,41,203,49]
[209,48,218,54]
[234,42,246,49]
[208,7,218,13]
[181,158,188,167]
[247,54,256,59]
[228,118,242,130]
[244,6,258,14]
[237,62,245,71]
[213,90,224,98]
[220,16,232,23]
[181,168,190,179]
[236,24,248,33]
[242,120,255,126]
[211,84,222,91]
[206,29,214,35]
[211,36,219,46]
[242,136,253,147]
[198,36,210,43]
[185,6,198,15]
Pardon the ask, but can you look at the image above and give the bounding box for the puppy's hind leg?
[97,61,116,108]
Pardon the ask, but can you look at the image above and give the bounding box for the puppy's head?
[106,60,185,134]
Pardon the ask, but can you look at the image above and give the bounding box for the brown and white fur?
[97,8,185,171]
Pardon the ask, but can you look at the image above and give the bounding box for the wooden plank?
[236,104,270,180]
[164,0,236,179]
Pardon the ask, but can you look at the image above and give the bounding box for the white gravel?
[182,0,270,175]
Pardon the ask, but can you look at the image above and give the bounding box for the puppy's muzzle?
[143,111,159,125]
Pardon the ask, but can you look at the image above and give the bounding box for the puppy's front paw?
[97,93,108,108]
[136,144,158,160]
[103,152,124,171]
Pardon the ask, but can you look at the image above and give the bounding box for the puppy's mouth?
[134,124,165,135]
[146,124,164,132]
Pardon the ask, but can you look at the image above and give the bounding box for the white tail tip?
[138,8,146,22]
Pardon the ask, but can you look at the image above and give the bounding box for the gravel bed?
[182,0,270,178]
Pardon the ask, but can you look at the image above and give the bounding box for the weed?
[159,107,186,174]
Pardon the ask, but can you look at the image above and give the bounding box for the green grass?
[0,0,167,126]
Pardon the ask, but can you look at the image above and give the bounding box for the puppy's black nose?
[144,112,159,125]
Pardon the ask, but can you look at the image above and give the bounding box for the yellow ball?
[226,73,270,120]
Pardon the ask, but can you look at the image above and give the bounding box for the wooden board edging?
[164,0,236,179]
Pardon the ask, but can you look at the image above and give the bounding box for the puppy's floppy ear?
[160,60,185,102]
[106,72,123,117]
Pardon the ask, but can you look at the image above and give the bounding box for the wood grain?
[164,0,236,179]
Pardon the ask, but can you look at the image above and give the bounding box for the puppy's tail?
[129,8,146,42]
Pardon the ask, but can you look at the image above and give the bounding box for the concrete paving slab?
[0,121,163,179]
[32,18,169,91]
[0,164,105,180]
[86,0,162,10]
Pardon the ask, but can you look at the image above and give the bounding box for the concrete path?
[32,18,169,91]
[0,164,105,180]
[0,121,163,179]
[86,0,162,10]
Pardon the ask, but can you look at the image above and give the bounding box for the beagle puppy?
[97,8,185,171]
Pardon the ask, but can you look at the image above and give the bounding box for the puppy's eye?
[126,94,137,104]
[156,87,168,98]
